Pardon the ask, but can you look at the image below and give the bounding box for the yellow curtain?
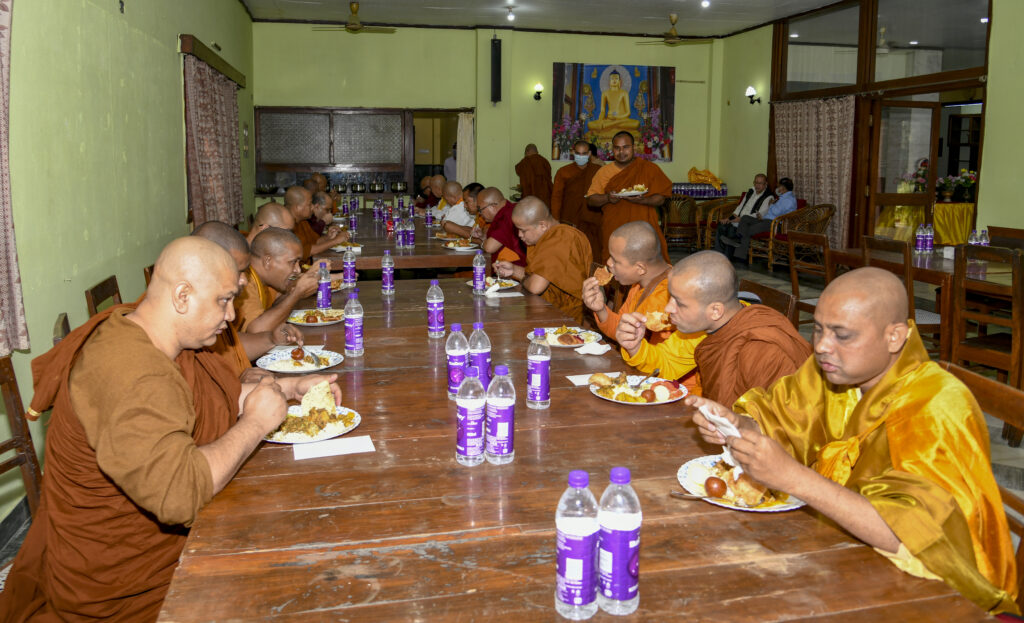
[934,203,975,245]
[874,205,924,242]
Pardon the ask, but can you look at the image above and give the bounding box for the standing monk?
[494,197,592,323]
[515,143,553,206]
[552,140,604,260]
[587,131,671,262]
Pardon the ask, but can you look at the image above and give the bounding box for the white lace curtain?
[456,112,475,185]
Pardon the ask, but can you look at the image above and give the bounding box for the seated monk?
[477,187,526,267]
[688,267,1019,615]
[462,182,486,242]
[553,140,604,260]
[587,131,671,262]
[440,181,476,238]
[192,221,303,380]
[415,174,446,218]
[494,197,592,323]
[515,143,553,206]
[235,227,319,333]
[310,172,328,193]
[583,221,704,395]
[247,202,295,245]
[301,178,319,195]
[283,186,346,262]
[414,175,432,207]
[617,250,810,407]
[310,191,335,236]
[0,237,340,622]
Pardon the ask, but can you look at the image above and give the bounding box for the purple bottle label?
[344,317,363,351]
[473,266,486,292]
[557,530,598,606]
[527,358,550,401]
[425,211,434,226]
[447,353,467,394]
[485,403,514,455]
[343,261,356,284]
[470,351,491,388]
[316,282,331,308]
[598,526,640,601]
[349,215,357,230]
[456,403,485,456]
[408,228,415,245]
[382,267,394,290]
[428,301,444,332]
[341,204,349,216]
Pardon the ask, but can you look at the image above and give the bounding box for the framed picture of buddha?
[551,63,675,162]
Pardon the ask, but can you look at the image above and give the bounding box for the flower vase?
[941,190,954,203]
[551,145,560,160]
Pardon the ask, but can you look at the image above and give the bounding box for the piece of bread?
[588,372,616,388]
[300,381,336,416]
[557,333,585,345]
[729,471,768,508]
[594,267,613,286]
[645,310,672,332]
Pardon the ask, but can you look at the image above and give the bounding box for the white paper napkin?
[485,290,525,298]
[699,404,743,476]
[293,435,375,461]
[566,372,621,386]
[575,342,612,355]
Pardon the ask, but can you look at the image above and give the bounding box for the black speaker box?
[490,38,502,103]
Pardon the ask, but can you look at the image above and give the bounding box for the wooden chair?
[861,236,943,351]
[53,312,70,346]
[0,356,43,516]
[737,278,799,328]
[84,275,122,317]
[988,226,1024,251]
[143,264,155,286]
[748,203,835,271]
[696,196,740,249]
[787,231,834,323]
[663,195,699,249]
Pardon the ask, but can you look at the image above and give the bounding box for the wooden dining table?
[158,278,988,621]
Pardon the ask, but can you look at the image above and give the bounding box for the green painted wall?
[715,26,773,192]
[0,0,253,520]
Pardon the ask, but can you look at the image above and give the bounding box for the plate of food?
[265,382,361,444]
[611,184,648,198]
[464,276,518,290]
[587,372,687,405]
[444,239,479,251]
[676,455,805,513]
[525,326,602,348]
[287,309,346,326]
[435,232,460,241]
[255,348,343,373]
[331,242,362,254]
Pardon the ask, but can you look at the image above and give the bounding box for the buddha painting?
[587,68,640,140]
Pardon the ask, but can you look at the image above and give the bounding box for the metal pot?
[390,181,408,193]
[368,181,385,193]
[350,182,366,193]
[256,185,278,194]
[332,183,347,193]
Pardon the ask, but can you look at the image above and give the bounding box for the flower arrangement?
[636,108,673,161]
[958,169,978,188]
[936,175,960,191]
[900,160,929,192]
[551,114,586,159]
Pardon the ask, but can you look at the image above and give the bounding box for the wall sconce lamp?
[745,86,761,105]
[534,82,544,101]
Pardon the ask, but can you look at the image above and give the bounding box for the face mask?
[573,153,590,166]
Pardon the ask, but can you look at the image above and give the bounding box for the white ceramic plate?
[287,309,346,326]
[588,375,688,406]
[677,455,806,513]
[464,278,518,291]
[444,241,479,252]
[525,328,602,348]
[265,405,361,444]
[611,190,647,198]
[255,349,344,373]
[331,243,362,254]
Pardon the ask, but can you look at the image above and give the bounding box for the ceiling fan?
[312,2,396,34]
[636,13,704,46]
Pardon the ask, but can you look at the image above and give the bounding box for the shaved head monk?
[494,196,592,322]
[552,139,604,259]
[234,227,319,333]
[515,143,553,206]
[310,172,328,193]
[687,267,1019,615]
[586,131,671,262]
[247,202,295,244]
[0,237,341,621]
[441,180,476,238]
[284,186,346,262]
[477,187,526,267]
[310,191,336,236]
[618,250,810,406]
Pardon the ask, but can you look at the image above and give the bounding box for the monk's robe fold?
[552,162,603,259]
[1,306,239,622]
[587,159,671,261]
[487,200,527,267]
[210,320,252,375]
[515,153,553,206]
[234,265,277,332]
[734,324,1018,615]
[527,224,592,323]
[293,218,318,262]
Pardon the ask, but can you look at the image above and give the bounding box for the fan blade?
[358,26,396,33]
[312,26,350,31]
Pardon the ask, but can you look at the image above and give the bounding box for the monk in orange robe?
[553,140,604,260]
[246,202,295,245]
[0,237,340,623]
[494,197,592,323]
[587,131,671,262]
[283,186,346,262]
[478,187,527,267]
[515,143,553,206]
[234,227,318,333]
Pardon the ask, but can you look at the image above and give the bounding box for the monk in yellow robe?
[586,131,671,262]
[552,140,604,259]
[619,251,809,407]
[0,237,341,623]
[478,187,527,267]
[283,186,346,262]
[234,227,318,333]
[494,197,592,323]
[515,143,553,206]
[688,267,1018,615]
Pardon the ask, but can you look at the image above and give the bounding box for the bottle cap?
[609,466,631,484]
[348,292,357,299]
[464,366,479,378]
[451,323,462,332]
[494,364,509,376]
[431,279,439,285]
[384,250,391,255]
[533,328,545,337]
[472,322,483,330]
[476,250,483,254]
[319,261,326,268]
[568,470,589,488]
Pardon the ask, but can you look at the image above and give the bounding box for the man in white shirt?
[714,173,773,254]
[441,181,476,237]
[443,143,457,182]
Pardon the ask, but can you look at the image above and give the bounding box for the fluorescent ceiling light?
[909,40,918,45]
[789,33,799,38]
[980,17,989,24]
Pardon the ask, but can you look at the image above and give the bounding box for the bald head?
[283,186,310,208]
[251,227,301,260]
[611,221,662,264]
[478,187,505,206]
[511,196,553,226]
[192,221,249,272]
[443,181,463,206]
[152,237,236,292]
[525,143,538,156]
[820,267,909,326]
[429,175,446,195]
[672,251,738,306]
[310,173,328,192]
[253,202,295,233]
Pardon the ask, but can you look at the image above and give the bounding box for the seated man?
[688,267,1019,615]
[246,202,295,245]
[234,227,319,333]
[713,173,773,254]
[617,250,810,407]
[440,181,476,238]
[727,177,798,262]
[494,197,592,323]
[310,172,328,193]
[309,191,336,236]
[462,182,486,241]
[477,187,527,267]
[416,174,447,218]
[284,186,346,261]
[0,237,340,622]
[583,221,704,395]
[414,175,432,207]
[515,143,553,206]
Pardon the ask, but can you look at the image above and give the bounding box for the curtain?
[0,0,28,356]
[456,112,475,185]
[773,96,855,248]
[184,55,242,226]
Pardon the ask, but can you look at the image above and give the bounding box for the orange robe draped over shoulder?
[587,159,671,262]
[233,266,277,332]
[527,224,592,323]
[515,153,553,206]
[294,218,318,262]
[552,162,603,260]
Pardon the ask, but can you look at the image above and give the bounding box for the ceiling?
[240,0,843,38]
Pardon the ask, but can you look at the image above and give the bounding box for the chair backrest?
[737,279,799,328]
[85,275,122,317]
[53,312,70,347]
[0,357,43,516]
[665,195,697,225]
[790,204,836,234]
[988,226,1024,251]
[143,264,155,286]
[939,360,1024,611]
[861,236,916,316]
[787,231,834,300]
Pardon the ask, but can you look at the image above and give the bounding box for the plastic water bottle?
[399,219,410,247]
[555,470,599,620]
[425,207,435,228]
[381,250,395,297]
[427,280,445,338]
[455,366,486,467]
[980,229,990,246]
[407,219,416,246]
[472,250,487,294]
[597,467,642,616]
[344,290,364,357]
[968,229,979,246]
[342,248,356,288]
[469,322,492,389]
[316,261,331,310]
[445,322,469,399]
[394,219,405,248]
[348,209,358,233]
[924,224,934,252]
[485,364,516,465]
[913,224,925,256]
[527,328,551,410]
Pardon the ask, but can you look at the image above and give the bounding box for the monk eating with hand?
[0,237,340,622]
[515,143,553,206]
[687,267,1019,615]
[283,185,346,262]
[234,227,319,333]
[494,196,592,323]
[477,187,526,267]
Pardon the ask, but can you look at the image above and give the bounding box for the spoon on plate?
[629,368,661,391]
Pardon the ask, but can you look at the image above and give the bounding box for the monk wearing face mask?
[552,139,604,260]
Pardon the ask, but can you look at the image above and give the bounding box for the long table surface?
[158,278,987,621]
